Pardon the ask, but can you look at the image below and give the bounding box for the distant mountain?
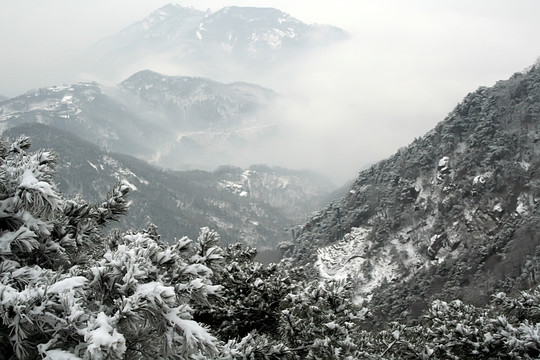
[185,6,346,62]
[0,71,277,171]
[285,62,540,326]
[88,4,206,59]
[117,70,278,170]
[0,95,7,101]
[119,70,276,128]
[3,123,335,249]
[83,4,346,79]
[0,82,154,157]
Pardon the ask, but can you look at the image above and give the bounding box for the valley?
[1,2,540,359]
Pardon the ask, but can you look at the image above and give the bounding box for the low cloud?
[1,1,540,185]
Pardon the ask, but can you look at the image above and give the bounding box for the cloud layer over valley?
[1,0,540,183]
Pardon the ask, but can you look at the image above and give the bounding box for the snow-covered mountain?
[83,4,346,80]
[3,123,336,249]
[90,4,206,57]
[185,6,345,62]
[215,164,335,224]
[0,71,278,171]
[0,82,154,157]
[117,70,278,169]
[284,62,540,324]
[119,70,276,129]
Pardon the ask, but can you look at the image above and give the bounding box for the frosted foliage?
[42,349,84,360]
[85,229,221,358]
[0,137,222,359]
[0,137,62,262]
[85,313,126,359]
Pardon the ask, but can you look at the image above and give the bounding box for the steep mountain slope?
[119,70,276,129]
[214,164,335,224]
[3,123,333,249]
[84,4,346,78]
[0,82,154,157]
[285,61,540,325]
[0,72,277,171]
[89,4,206,59]
[185,6,345,63]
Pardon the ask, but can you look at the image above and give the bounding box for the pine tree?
[0,136,223,359]
[195,243,302,340]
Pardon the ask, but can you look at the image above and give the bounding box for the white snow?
[438,156,449,168]
[316,227,370,281]
[122,179,137,191]
[473,171,492,185]
[61,95,73,104]
[85,312,126,359]
[249,28,293,52]
[519,160,531,171]
[516,202,529,216]
[22,211,51,235]
[316,224,432,304]
[42,349,83,360]
[136,281,176,305]
[87,161,99,172]
[19,168,61,206]
[48,276,88,294]
[101,155,148,186]
[515,192,532,216]
[0,226,37,254]
[163,308,216,351]
[48,85,70,93]
[219,178,250,198]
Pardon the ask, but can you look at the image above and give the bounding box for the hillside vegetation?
[285,61,540,326]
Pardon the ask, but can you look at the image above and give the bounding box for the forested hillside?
[2,132,540,359]
[3,2,540,358]
[285,61,540,326]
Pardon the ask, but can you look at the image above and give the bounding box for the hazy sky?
[1,1,540,183]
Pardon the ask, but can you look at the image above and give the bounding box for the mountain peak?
[119,70,212,90]
[84,4,346,79]
[140,3,205,32]
[150,3,204,18]
[218,6,292,17]
[211,6,302,29]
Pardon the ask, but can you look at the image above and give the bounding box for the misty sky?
[1,1,540,183]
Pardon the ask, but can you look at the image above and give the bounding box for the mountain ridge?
[284,61,540,325]
[0,71,279,173]
[82,4,347,80]
[3,122,337,250]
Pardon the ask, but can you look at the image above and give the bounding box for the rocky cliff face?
[285,62,540,325]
